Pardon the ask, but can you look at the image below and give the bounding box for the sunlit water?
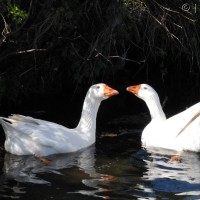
[0,130,200,200]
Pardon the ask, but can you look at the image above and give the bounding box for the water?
[0,129,200,200]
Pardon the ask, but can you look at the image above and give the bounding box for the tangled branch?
[0,13,10,45]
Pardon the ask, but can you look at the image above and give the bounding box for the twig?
[16,49,46,54]
[0,13,10,45]
[0,49,46,62]
[19,67,34,77]
[146,8,182,43]
[153,0,196,22]
[109,55,145,64]
[70,43,86,61]
[94,49,112,64]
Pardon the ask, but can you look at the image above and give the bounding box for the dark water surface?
[0,128,200,200]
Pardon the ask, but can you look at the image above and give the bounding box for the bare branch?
[0,49,46,62]
[0,13,10,45]
[16,49,46,54]
[109,55,146,64]
[144,4,182,44]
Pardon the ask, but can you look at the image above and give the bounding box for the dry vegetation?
[0,0,199,108]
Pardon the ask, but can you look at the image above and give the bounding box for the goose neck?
[146,96,166,121]
[77,94,101,138]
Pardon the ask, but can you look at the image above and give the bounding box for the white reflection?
[0,145,113,199]
[2,146,94,184]
[133,147,200,198]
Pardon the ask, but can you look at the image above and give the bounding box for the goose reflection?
[132,148,200,199]
[0,145,114,199]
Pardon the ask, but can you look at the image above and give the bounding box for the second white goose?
[127,84,200,153]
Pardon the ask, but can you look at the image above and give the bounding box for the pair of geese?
[0,83,200,159]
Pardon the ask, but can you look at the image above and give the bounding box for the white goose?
[127,84,200,153]
[0,83,118,156]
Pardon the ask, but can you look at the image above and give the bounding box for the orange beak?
[126,84,141,95]
[104,84,119,97]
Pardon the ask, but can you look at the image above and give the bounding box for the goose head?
[127,84,166,120]
[126,84,158,102]
[89,83,119,100]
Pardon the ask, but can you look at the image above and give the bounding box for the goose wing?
[0,115,71,145]
[0,115,80,155]
[166,102,200,137]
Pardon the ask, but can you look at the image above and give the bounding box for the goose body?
[127,84,200,152]
[0,84,118,156]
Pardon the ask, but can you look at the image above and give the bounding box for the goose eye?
[144,87,147,90]
[96,86,100,89]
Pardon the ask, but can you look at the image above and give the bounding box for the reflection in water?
[131,147,200,199]
[0,145,115,199]
[0,133,200,199]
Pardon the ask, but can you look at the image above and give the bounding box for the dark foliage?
[0,0,200,113]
